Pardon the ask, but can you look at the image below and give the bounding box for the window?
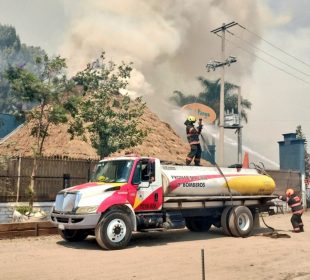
[132,159,155,185]
[132,163,141,185]
[92,160,134,183]
[141,162,149,181]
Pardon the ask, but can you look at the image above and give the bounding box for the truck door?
[131,159,162,211]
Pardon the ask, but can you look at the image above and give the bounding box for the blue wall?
[0,113,24,138]
[278,133,305,174]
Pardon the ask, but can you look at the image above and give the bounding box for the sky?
[0,0,310,169]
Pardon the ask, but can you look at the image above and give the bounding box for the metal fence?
[0,156,303,203]
[267,169,302,195]
[0,156,98,202]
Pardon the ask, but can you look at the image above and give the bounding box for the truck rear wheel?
[221,207,233,236]
[95,210,132,250]
[58,229,89,242]
[228,206,253,237]
[185,217,212,232]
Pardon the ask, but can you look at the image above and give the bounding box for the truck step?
[139,228,167,232]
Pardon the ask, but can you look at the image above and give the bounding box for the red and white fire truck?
[51,155,276,250]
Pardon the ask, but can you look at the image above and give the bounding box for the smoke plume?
[60,0,268,101]
[60,0,280,165]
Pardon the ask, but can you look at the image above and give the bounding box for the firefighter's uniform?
[185,116,203,166]
[279,188,304,233]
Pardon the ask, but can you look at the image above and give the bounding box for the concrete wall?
[0,202,54,224]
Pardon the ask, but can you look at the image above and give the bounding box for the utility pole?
[237,86,242,164]
[208,21,238,166]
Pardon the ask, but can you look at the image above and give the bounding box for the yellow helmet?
[98,175,106,182]
[187,115,196,122]
[286,188,294,197]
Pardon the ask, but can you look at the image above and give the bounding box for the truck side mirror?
[148,174,155,184]
[133,178,141,185]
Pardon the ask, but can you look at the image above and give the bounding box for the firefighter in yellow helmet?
[279,188,304,233]
[184,116,203,166]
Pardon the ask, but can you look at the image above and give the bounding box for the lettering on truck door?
[131,159,162,211]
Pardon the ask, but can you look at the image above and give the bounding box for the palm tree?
[171,77,252,123]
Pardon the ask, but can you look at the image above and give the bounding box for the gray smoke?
[60,0,279,166]
[60,0,266,103]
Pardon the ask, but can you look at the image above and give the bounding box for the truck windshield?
[91,160,134,183]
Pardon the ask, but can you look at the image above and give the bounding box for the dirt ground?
[1,212,310,280]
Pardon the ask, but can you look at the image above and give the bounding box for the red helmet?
[286,188,294,197]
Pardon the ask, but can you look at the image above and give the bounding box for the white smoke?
[59,0,284,166]
[60,0,269,99]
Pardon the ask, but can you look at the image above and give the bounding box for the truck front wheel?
[95,210,132,250]
[185,217,212,232]
[58,229,89,242]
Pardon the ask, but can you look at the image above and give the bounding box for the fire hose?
[199,133,240,235]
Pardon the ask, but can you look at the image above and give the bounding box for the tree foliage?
[296,125,310,182]
[0,23,46,113]
[5,53,73,209]
[5,55,72,155]
[171,78,252,123]
[68,53,148,158]
[296,125,307,146]
[0,24,20,52]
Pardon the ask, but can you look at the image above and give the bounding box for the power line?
[238,23,310,69]
[211,21,238,33]
[214,33,310,86]
[226,29,310,78]
[251,119,310,122]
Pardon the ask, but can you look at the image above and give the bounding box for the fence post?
[87,160,91,181]
[63,173,71,189]
[201,249,205,280]
[16,155,22,203]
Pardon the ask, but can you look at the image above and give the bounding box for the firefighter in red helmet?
[184,116,203,166]
[279,188,304,233]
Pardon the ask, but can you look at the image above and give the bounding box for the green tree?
[5,54,73,208]
[68,52,148,158]
[171,78,252,123]
[296,125,310,183]
[0,24,21,64]
[6,55,72,154]
[0,23,46,113]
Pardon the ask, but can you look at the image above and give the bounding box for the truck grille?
[54,192,78,212]
[56,217,69,223]
[51,216,85,224]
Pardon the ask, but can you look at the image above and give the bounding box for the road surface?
[1,212,310,280]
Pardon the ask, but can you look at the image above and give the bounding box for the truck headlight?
[75,206,98,214]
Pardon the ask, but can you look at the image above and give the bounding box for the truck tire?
[185,217,212,232]
[221,207,233,236]
[95,210,132,250]
[58,229,88,242]
[228,206,253,237]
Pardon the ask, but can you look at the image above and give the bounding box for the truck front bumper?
[51,212,101,230]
